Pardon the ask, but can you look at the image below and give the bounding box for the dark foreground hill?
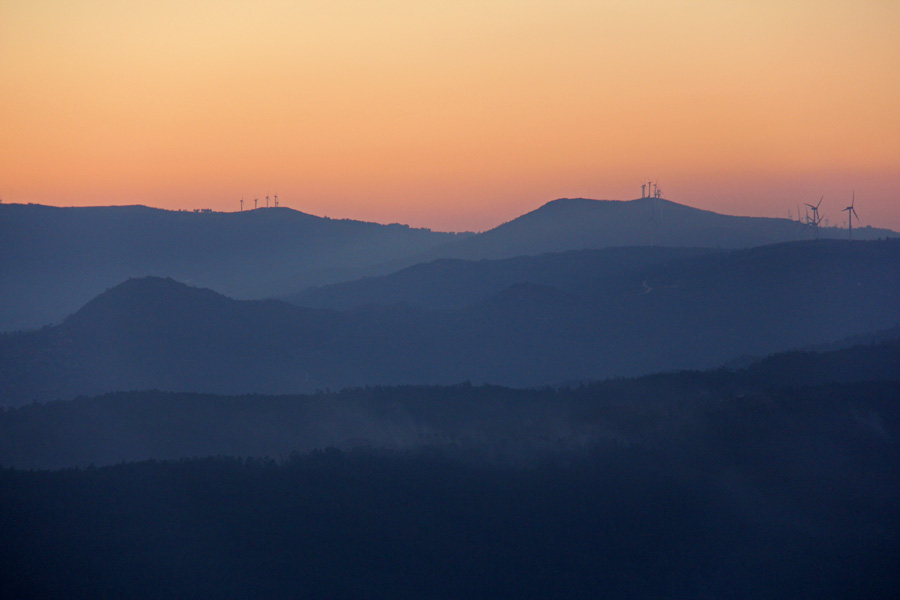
[0,203,464,331]
[2,239,899,404]
[2,378,899,598]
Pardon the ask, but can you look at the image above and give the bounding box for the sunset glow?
[2,0,899,231]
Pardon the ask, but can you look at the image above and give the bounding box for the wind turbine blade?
[816,196,823,209]
[852,207,859,219]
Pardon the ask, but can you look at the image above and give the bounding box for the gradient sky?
[2,0,898,232]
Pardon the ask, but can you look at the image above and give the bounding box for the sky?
[1,0,898,232]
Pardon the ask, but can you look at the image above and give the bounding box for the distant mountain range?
[3,198,894,331]
[417,197,897,261]
[0,203,466,331]
[2,239,897,405]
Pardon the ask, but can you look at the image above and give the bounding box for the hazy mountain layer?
[4,198,895,332]
[0,203,465,331]
[1,240,898,404]
[2,335,898,470]
[287,246,718,310]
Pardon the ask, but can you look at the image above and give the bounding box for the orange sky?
[2,0,899,232]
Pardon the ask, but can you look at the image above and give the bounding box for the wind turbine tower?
[805,196,824,239]
[254,197,258,209]
[240,196,244,211]
[641,183,646,198]
[266,194,270,208]
[274,193,278,207]
[843,191,859,239]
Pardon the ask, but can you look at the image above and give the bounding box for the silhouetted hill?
[288,246,717,310]
[0,276,352,401]
[421,197,897,261]
[1,240,898,404]
[0,203,465,331]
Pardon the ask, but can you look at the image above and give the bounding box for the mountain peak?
[430,195,898,261]
[540,197,608,208]
[93,276,220,302]
[62,277,230,333]
[537,196,691,213]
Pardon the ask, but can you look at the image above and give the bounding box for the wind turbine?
[240,196,244,211]
[254,197,258,209]
[842,191,859,239]
[274,193,278,207]
[805,196,823,238]
[641,183,646,198]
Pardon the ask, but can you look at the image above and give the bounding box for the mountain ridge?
[4,197,896,332]
[2,239,898,405]
[2,334,898,469]
[418,197,897,261]
[0,203,467,331]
